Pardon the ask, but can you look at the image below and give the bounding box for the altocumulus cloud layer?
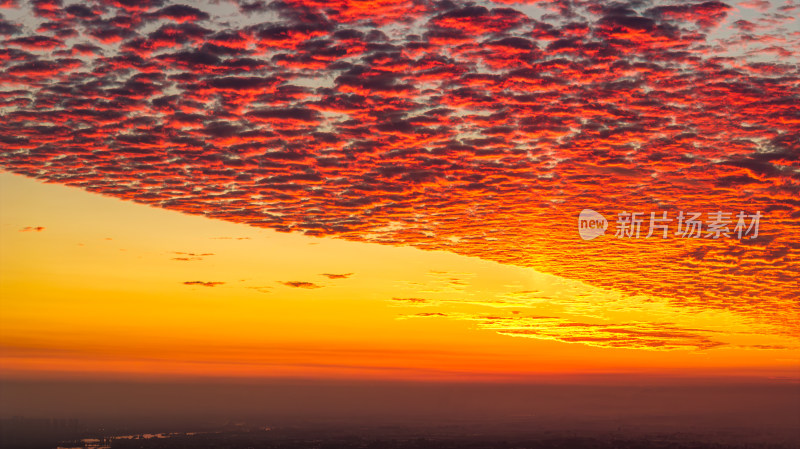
[1,0,798,340]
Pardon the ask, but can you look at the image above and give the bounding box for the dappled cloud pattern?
[1,0,798,347]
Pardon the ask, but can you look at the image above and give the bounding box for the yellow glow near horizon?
[1,171,797,382]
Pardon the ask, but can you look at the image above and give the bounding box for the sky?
[2,170,797,383]
[0,0,799,388]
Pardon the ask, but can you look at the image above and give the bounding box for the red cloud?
[19,226,45,232]
[283,0,430,25]
[183,281,225,287]
[149,5,210,23]
[647,1,732,29]
[3,36,64,50]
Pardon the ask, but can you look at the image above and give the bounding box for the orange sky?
[0,0,798,386]
[1,171,797,382]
